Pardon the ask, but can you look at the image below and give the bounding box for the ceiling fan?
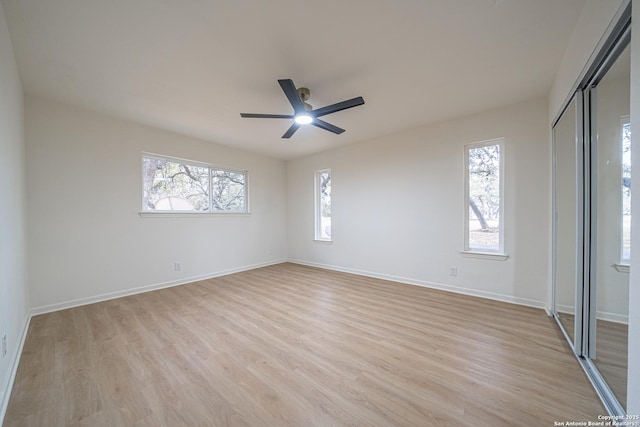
[240,79,365,139]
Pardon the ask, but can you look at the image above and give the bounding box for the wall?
[287,98,549,308]
[0,1,29,421]
[548,0,625,122]
[627,0,640,415]
[26,96,287,312]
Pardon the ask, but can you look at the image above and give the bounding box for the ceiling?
[1,0,586,160]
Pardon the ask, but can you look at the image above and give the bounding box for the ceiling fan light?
[294,114,313,125]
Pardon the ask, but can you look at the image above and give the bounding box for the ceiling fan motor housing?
[297,87,312,111]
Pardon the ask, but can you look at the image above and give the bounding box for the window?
[464,139,504,253]
[315,169,331,241]
[621,118,631,263]
[142,154,247,213]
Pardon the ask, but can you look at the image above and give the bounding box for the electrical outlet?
[174,262,182,271]
[449,267,458,277]
[1,334,7,358]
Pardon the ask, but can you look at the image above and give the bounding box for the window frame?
[314,169,332,242]
[463,138,506,257]
[140,152,249,215]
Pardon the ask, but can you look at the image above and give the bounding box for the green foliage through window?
[622,121,631,261]
[466,141,502,251]
[315,170,331,240]
[142,155,247,213]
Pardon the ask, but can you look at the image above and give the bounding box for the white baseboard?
[555,304,575,316]
[287,258,546,310]
[30,259,287,316]
[596,311,628,324]
[0,314,31,425]
[540,304,628,325]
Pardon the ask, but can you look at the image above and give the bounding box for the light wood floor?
[556,312,628,408]
[595,319,628,409]
[4,263,604,426]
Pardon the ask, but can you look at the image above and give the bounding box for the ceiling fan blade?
[312,96,365,118]
[312,119,345,135]
[282,122,301,139]
[240,113,294,119]
[278,79,306,114]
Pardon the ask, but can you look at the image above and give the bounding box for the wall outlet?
[449,267,458,277]
[1,334,6,358]
[174,262,182,271]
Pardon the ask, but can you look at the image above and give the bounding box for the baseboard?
[0,314,31,425]
[287,258,546,310]
[556,304,628,324]
[596,311,628,324]
[30,259,287,316]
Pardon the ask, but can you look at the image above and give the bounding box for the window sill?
[613,263,630,273]
[139,212,250,218]
[460,251,509,261]
[313,239,333,244]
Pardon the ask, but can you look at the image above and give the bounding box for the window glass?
[212,170,246,212]
[315,170,331,240]
[465,140,503,252]
[142,154,247,213]
[622,119,631,262]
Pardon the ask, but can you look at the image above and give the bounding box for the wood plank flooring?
[595,319,628,408]
[554,313,628,408]
[4,263,605,426]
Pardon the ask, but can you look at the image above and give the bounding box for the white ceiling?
[2,0,585,159]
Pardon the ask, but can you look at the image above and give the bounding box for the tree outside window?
[465,140,504,252]
[315,169,331,241]
[142,154,247,213]
[622,120,631,262]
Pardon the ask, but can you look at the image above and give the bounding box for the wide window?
[142,154,247,213]
[464,139,504,253]
[315,169,331,241]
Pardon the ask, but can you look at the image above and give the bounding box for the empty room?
[0,0,639,426]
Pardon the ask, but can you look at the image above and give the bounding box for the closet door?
[553,96,582,348]
[551,0,630,416]
[587,40,630,413]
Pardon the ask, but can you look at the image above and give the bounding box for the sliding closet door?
[551,5,630,414]
[553,97,582,347]
[587,40,630,412]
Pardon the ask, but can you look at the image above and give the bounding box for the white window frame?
[140,152,249,216]
[314,169,332,242]
[462,138,506,259]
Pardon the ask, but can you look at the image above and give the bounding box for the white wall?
[548,0,624,122]
[627,0,640,414]
[287,98,549,307]
[26,96,287,312]
[0,1,29,421]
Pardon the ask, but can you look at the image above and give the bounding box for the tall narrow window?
[464,139,504,253]
[621,118,631,263]
[315,169,331,241]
